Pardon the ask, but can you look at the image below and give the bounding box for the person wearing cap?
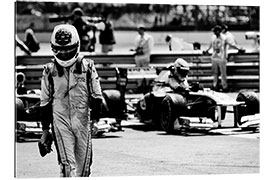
[203,25,245,92]
[133,24,154,67]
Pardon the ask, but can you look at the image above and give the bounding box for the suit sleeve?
[89,61,103,99]
[88,60,103,121]
[40,64,54,130]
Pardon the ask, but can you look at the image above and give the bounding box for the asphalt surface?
[15,92,261,178]
[13,32,263,179]
[15,123,260,178]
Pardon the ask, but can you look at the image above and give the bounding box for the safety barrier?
[16,51,259,65]
[16,51,260,92]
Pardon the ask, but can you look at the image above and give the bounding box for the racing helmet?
[50,24,80,67]
[173,58,190,78]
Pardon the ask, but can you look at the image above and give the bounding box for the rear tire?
[102,89,125,119]
[16,98,27,122]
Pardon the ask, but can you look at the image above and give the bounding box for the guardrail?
[16,51,260,65]
[16,51,259,92]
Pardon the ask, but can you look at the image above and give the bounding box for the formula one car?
[136,68,260,133]
[15,73,125,141]
[16,90,125,141]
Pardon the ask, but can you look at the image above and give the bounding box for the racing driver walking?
[39,24,103,177]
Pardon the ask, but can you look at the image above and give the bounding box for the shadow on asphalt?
[158,128,259,137]
[124,123,259,137]
[16,133,123,143]
[93,134,123,139]
[16,125,259,142]
[123,124,158,132]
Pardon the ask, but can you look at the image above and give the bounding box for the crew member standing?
[99,12,116,53]
[39,24,103,177]
[133,24,154,67]
[71,7,91,52]
[204,25,245,92]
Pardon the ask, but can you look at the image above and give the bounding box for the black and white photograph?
[8,0,267,179]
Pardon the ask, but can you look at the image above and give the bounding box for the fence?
[16,51,259,92]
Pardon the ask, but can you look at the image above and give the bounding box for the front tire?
[160,95,176,134]
[236,90,259,125]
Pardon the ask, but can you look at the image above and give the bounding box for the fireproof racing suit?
[40,55,102,177]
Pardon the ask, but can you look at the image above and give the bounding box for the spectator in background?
[24,22,40,53]
[99,12,116,53]
[165,34,182,51]
[71,7,92,52]
[71,7,105,53]
[165,34,194,51]
[203,25,245,92]
[133,24,154,67]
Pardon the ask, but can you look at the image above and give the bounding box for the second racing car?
[136,59,260,134]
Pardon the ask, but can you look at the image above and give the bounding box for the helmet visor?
[176,67,189,77]
[51,42,79,61]
[51,42,78,52]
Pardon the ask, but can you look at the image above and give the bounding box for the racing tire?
[136,93,153,123]
[16,98,26,122]
[236,90,259,125]
[16,98,27,142]
[102,89,125,119]
[160,95,177,134]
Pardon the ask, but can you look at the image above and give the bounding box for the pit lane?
[15,93,260,178]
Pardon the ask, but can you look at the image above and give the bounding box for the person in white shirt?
[221,24,238,47]
[165,34,193,51]
[133,24,154,67]
[203,25,245,92]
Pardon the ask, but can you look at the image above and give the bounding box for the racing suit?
[165,72,190,108]
[40,55,102,177]
[166,73,190,94]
